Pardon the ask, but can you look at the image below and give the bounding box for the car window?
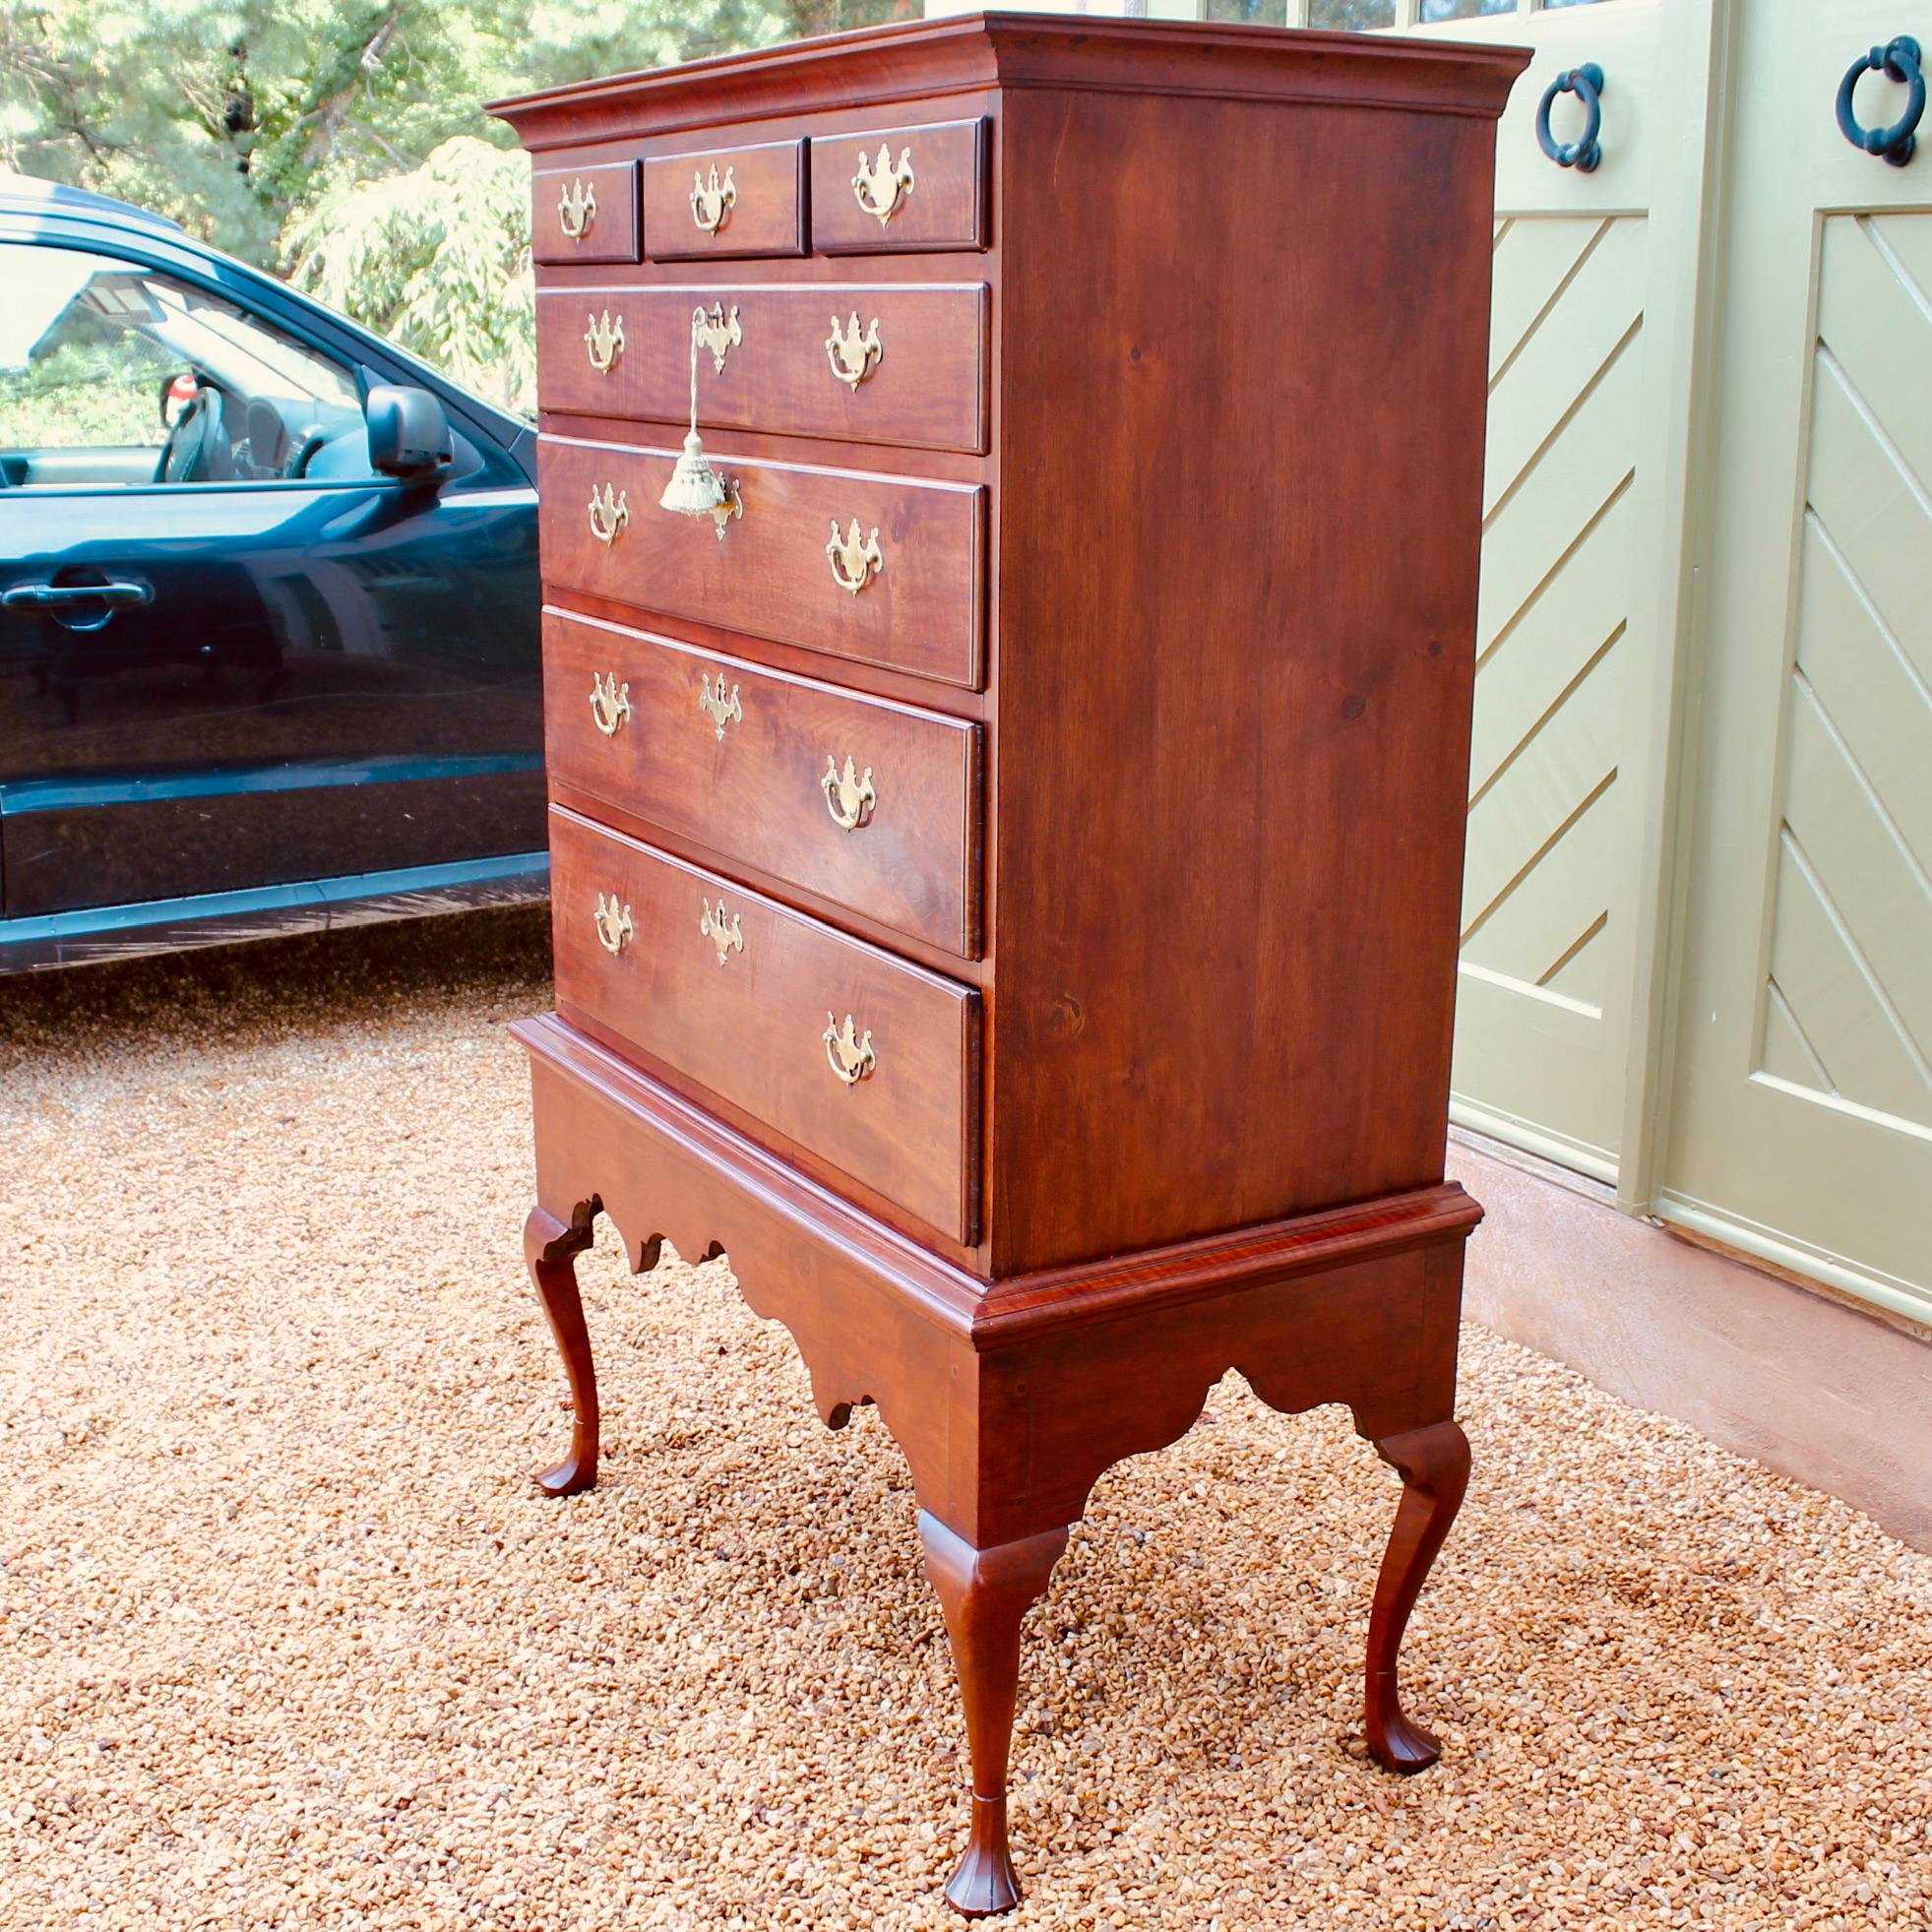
[0,242,376,488]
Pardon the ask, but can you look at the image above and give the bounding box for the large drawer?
[546,609,981,957]
[538,434,985,689]
[549,807,978,1243]
[538,283,987,454]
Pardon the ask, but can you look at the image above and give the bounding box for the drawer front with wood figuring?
[643,138,806,259]
[809,118,986,253]
[546,610,981,956]
[539,283,987,454]
[532,161,640,265]
[539,435,985,688]
[549,806,978,1241]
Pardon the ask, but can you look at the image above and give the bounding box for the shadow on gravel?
[0,905,554,1067]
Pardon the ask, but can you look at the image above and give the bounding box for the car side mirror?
[366,384,454,484]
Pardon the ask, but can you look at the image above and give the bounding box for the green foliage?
[283,135,535,413]
[1,0,913,405]
[0,338,159,449]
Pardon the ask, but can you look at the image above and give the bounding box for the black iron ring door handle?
[1838,36,1924,167]
[1535,63,1605,173]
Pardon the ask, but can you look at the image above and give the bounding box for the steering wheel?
[155,376,225,484]
[284,426,329,479]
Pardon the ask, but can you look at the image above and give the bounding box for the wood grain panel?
[537,283,987,453]
[538,433,984,688]
[810,118,986,254]
[544,607,981,957]
[531,161,639,265]
[643,137,805,259]
[548,806,978,1242]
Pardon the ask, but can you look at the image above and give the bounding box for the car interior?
[0,244,377,489]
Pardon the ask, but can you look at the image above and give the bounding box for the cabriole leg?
[1364,1417,1469,1772]
[524,1205,598,1498]
[917,1512,1071,1917]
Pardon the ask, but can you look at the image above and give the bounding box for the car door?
[0,239,543,924]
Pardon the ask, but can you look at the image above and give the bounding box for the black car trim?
[0,851,550,972]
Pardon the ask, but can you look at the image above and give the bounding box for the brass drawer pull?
[852,145,914,227]
[824,1012,877,1085]
[588,672,631,738]
[827,519,884,595]
[826,313,883,390]
[585,309,625,374]
[588,483,629,546]
[690,162,736,234]
[696,301,742,376]
[558,177,596,240]
[821,755,876,833]
[592,893,633,955]
[700,898,744,966]
[698,671,743,740]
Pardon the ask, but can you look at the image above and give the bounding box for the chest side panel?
[984,85,1500,1274]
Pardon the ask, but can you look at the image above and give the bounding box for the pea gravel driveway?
[3,910,1929,1931]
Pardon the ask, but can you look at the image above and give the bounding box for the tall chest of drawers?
[494,14,1526,1914]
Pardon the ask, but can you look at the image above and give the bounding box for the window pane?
[1310,0,1395,29]
[0,247,173,454]
[1542,0,1614,9]
[1206,0,1287,21]
[0,242,374,487]
[1420,0,1516,19]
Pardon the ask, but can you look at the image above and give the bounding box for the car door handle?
[2,579,155,611]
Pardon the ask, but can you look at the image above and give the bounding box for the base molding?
[1449,1129,1932,1553]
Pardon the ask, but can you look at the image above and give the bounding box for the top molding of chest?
[489,12,1525,156]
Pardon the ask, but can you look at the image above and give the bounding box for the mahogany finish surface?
[544,608,981,956]
[809,117,988,253]
[537,433,986,687]
[641,136,806,259]
[537,282,989,452]
[548,806,979,1244]
[495,14,1526,1913]
[531,160,640,264]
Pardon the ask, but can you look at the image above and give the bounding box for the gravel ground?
[3,910,1930,1932]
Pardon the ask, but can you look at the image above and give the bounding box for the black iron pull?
[1535,63,1605,174]
[1837,36,1924,168]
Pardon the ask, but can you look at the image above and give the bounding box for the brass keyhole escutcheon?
[690,162,736,235]
[698,671,743,740]
[826,313,883,391]
[585,309,625,374]
[820,755,876,833]
[587,483,629,547]
[557,177,596,240]
[699,898,744,966]
[592,892,633,956]
[827,519,884,596]
[824,1012,877,1085]
[588,671,631,738]
[851,146,914,226]
[695,301,743,376]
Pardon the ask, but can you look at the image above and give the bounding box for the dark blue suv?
[0,173,545,972]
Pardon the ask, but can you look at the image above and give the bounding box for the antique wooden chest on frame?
[493,14,1526,1913]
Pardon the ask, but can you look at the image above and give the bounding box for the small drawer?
[644,138,806,259]
[532,162,640,265]
[546,610,982,957]
[538,283,987,455]
[809,118,986,254]
[549,807,978,1243]
[538,434,984,690]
